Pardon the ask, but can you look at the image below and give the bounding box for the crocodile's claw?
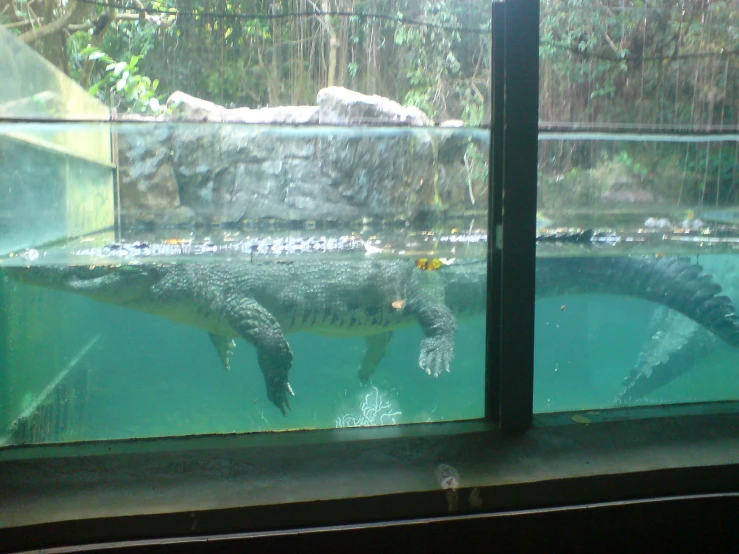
[419,335,455,377]
[357,370,372,385]
[267,378,294,416]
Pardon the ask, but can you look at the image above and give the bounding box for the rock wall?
[117,87,488,227]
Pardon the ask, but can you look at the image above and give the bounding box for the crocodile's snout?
[3,264,161,303]
[5,264,115,286]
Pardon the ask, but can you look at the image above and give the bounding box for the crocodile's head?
[4,264,163,304]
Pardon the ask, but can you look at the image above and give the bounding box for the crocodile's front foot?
[419,335,455,377]
[267,378,295,416]
[224,296,294,415]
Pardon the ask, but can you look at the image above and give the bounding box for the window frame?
[487,0,539,432]
[2,404,739,551]
[2,1,739,550]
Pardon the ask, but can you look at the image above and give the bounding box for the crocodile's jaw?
[4,264,161,305]
[5,264,238,336]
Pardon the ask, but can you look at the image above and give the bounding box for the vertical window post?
[487,0,540,433]
[485,1,506,423]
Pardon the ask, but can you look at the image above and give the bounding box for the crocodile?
[5,255,739,414]
[618,308,714,404]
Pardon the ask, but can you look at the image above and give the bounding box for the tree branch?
[3,18,38,29]
[80,7,115,89]
[67,10,172,33]
[0,0,22,25]
[18,0,83,44]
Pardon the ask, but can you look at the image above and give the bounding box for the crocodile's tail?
[536,256,739,348]
[616,309,715,404]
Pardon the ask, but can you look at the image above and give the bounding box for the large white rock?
[166,91,227,121]
[225,105,319,124]
[166,88,432,126]
[166,91,319,124]
[317,86,433,126]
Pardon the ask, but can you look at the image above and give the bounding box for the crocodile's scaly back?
[137,260,420,335]
[440,260,488,318]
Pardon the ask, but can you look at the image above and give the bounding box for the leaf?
[88,51,106,61]
[88,80,103,96]
[113,61,127,76]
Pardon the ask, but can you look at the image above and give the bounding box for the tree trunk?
[80,8,115,89]
[321,0,338,87]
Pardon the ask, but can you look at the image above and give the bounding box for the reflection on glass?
[0,122,490,445]
[540,2,737,131]
[0,25,114,255]
[535,136,739,412]
[0,26,110,122]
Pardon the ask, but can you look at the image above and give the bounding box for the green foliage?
[31,0,736,206]
[463,142,488,204]
[81,46,163,114]
[538,0,739,207]
[394,2,463,119]
[243,18,271,40]
[538,165,600,212]
[0,13,20,36]
[613,151,648,179]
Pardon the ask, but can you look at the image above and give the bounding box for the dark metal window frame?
[486,0,539,432]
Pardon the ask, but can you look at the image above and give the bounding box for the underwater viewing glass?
[534,133,739,412]
[533,2,739,414]
[0,12,497,444]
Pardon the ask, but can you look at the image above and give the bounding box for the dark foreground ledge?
[1,403,738,552]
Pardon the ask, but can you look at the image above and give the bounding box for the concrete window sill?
[1,402,738,551]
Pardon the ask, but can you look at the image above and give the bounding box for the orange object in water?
[415,258,444,271]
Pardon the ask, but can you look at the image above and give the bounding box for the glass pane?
[0,26,109,121]
[0,3,493,445]
[536,0,739,412]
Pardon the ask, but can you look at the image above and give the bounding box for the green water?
[535,250,739,411]
[0,229,490,444]
[4,212,739,445]
[4,247,739,446]
[70,295,486,437]
[1,273,485,442]
[4,237,739,445]
[535,291,739,411]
